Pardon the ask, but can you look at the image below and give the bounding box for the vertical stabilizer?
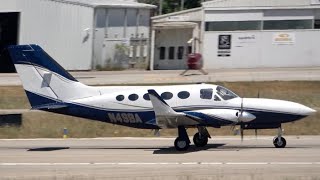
[7,45,99,108]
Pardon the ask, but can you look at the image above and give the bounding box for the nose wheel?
[273,137,286,148]
[273,127,286,148]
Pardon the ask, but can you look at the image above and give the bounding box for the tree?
[138,0,202,15]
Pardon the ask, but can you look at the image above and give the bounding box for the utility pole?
[159,0,163,15]
[180,0,184,11]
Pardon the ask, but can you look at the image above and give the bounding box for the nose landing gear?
[273,127,286,148]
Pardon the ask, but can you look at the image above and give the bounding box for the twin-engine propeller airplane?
[8,45,316,151]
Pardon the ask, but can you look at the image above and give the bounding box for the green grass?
[0,81,319,138]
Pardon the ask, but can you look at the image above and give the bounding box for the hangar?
[151,0,320,70]
[0,0,155,72]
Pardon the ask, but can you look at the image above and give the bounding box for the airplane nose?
[301,106,317,116]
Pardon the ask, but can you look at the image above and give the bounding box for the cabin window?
[214,95,221,101]
[178,91,190,99]
[143,93,150,101]
[200,89,213,99]
[161,92,173,100]
[216,86,238,100]
[128,94,139,101]
[116,95,124,101]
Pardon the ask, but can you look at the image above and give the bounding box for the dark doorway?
[0,12,19,73]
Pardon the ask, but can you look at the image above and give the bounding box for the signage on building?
[272,33,295,45]
[218,35,232,57]
[167,16,190,22]
[310,0,320,5]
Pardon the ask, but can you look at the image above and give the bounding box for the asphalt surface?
[0,67,319,86]
[0,136,320,180]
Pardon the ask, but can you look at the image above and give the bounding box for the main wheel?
[174,137,190,151]
[273,137,286,148]
[193,132,208,147]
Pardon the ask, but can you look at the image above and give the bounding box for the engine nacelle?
[194,109,256,123]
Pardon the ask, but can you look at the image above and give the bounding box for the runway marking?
[1,162,320,166]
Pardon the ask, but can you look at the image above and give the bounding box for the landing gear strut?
[193,126,210,147]
[174,126,190,151]
[273,126,286,148]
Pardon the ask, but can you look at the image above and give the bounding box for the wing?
[147,89,199,128]
[148,89,256,129]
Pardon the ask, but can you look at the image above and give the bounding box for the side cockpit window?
[200,89,213,99]
[216,86,238,100]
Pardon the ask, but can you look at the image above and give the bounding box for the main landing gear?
[174,126,211,151]
[273,127,287,148]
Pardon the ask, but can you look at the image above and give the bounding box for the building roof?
[203,0,320,8]
[51,0,156,9]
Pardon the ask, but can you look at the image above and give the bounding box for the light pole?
[159,0,163,15]
[180,0,184,11]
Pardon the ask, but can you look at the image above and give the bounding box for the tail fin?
[8,45,99,108]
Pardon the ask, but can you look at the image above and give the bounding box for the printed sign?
[272,33,295,45]
[167,16,190,22]
[218,35,231,57]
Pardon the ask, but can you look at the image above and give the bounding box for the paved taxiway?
[0,136,320,180]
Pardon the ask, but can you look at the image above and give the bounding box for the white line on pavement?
[1,162,319,166]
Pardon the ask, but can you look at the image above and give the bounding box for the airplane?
[7,44,316,151]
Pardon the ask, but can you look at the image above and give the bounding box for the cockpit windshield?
[216,86,239,100]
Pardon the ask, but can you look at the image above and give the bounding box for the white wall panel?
[205,10,263,21]
[203,30,320,69]
[16,0,94,70]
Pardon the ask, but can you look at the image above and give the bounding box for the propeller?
[232,97,244,141]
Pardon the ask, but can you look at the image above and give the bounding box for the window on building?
[205,21,261,31]
[314,20,320,29]
[200,89,213,100]
[108,9,125,27]
[139,9,150,27]
[177,46,184,60]
[169,47,175,60]
[128,94,139,101]
[161,92,173,100]
[96,9,106,28]
[116,95,124,101]
[143,93,150,101]
[159,47,166,60]
[187,46,192,54]
[178,91,190,99]
[263,20,312,30]
[127,9,137,27]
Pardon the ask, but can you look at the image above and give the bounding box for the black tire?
[193,132,208,147]
[273,137,286,148]
[174,137,190,151]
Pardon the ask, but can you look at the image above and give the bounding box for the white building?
[0,0,155,72]
[151,0,320,70]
